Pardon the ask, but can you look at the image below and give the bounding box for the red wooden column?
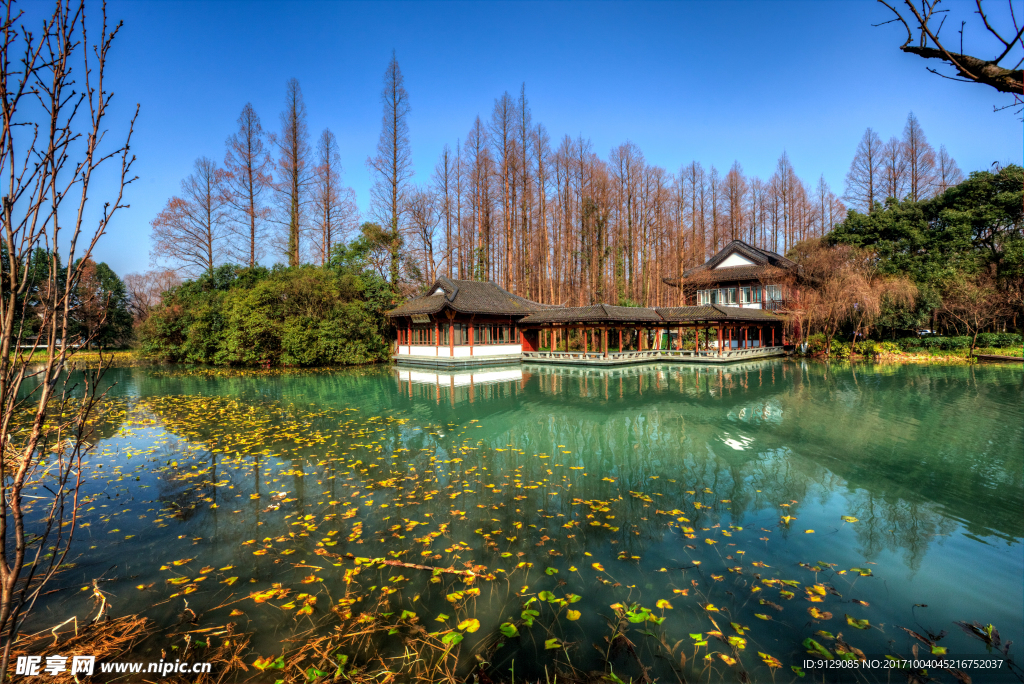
[759,326,763,348]
[618,328,622,354]
[469,323,474,356]
[677,326,682,350]
[583,326,588,354]
[727,327,732,351]
[450,321,455,356]
[717,326,723,357]
[435,320,439,355]
[744,326,749,349]
[603,327,608,358]
[407,321,412,349]
[771,327,775,347]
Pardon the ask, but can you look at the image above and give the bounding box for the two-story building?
[664,239,797,312]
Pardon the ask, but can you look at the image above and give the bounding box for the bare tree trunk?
[0,3,136,677]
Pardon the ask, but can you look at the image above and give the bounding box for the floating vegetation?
[8,363,1022,683]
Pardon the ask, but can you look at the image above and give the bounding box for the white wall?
[397,368,523,386]
[396,344,522,357]
[716,252,756,268]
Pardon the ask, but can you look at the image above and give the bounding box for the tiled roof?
[683,264,769,284]
[656,305,780,322]
[665,240,795,287]
[387,277,784,325]
[518,304,663,324]
[386,277,555,317]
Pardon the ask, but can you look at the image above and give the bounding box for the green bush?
[141,259,391,367]
[896,335,971,351]
[975,332,1023,348]
[854,339,877,356]
[876,341,902,355]
[804,332,826,355]
[830,341,851,360]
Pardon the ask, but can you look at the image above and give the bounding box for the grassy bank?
[13,350,149,368]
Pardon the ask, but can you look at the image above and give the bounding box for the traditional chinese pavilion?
[386,243,797,369]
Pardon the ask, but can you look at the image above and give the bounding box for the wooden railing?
[521,346,785,362]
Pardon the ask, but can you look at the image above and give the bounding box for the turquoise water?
[27,360,1023,682]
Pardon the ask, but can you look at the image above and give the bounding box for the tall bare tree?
[0,1,137,676]
[723,161,747,242]
[902,112,937,201]
[150,157,228,277]
[935,144,965,193]
[881,136,909,201]
[124,269,181,325]
[407,187,440,285]
[491,92,515,288]
[432,145,457,278]
[368,52,412,291]
[274,78,311,266]
[309,128,357,266]
[223,102,272,267]
[844,127,884,212]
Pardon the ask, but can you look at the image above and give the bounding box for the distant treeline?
[825,163,1022,337]
[148,52,966,310]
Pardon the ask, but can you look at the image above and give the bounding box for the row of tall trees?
[151,80,359,277]
[150,58,966,312]
[843,112,964,213]
[375,66,849,307]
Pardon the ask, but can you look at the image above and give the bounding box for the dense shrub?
[876,341,902,355]
[804,332,827,355]
[140,258,392,367]
[830,341,851,360]
[891,333,1021,352]
[975,332,1023,348]
[853,339,877,356]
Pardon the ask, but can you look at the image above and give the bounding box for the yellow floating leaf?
[457,618,480,633]
[566,609,581,621]
[655,599,673,610]
[229,609,244,617]
[592,562,604,572]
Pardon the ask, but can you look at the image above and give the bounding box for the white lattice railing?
[521,346,785,362]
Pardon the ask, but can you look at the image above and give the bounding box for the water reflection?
[27,361,1022,681]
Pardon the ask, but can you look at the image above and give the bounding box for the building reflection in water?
[393,359,793,407]
[394,365,525,405]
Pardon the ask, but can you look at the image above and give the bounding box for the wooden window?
[411,325,434,344]
[471,325,512,345]
[741,286,761,304]
[698,289,718,305]
[720,288,737,305]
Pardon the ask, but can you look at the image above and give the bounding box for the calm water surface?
[28,360,1023,682]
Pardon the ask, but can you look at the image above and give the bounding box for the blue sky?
[58,0,1023,276]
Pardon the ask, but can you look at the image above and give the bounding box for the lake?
[23,360,1024,682]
